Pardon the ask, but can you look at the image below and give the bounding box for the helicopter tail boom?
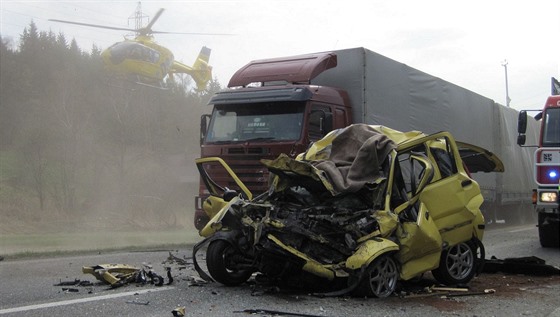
[171,46,212,91]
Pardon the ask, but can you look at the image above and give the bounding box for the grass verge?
[0,229,202,259]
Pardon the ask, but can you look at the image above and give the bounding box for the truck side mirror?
[517,134,526,146]
[517,111,527,146]
[517,111,527,134]
[200,114,211,145]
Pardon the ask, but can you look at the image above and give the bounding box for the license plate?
[540,150,560,163]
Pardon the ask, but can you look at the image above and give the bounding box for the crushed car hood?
[261,125,504,197]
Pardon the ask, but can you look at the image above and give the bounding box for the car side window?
[397,145,428,196]
[429,138,458,179]
[431,148,453,178]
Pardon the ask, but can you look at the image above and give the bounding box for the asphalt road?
[1,224,559,317]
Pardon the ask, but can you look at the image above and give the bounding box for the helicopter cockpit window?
[205,102,305,143]
[108,42,160,64]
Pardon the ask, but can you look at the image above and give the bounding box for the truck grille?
[227,147,269,155]
[204,155,272,195]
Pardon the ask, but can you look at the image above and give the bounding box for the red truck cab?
[194,53,353,229]
[518,93,560,247]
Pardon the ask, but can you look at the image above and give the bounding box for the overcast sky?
[1,0,559,110]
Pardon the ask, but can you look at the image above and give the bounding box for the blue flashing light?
[549,170,558,179]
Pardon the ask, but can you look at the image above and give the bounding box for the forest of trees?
[0,22,222,233]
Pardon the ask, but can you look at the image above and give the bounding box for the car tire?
[206,240,253,286]
[354,253,399,298]
[432,241,476,285]
[538,213,560,248]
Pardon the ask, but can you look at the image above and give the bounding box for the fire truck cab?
[518,93,560,248]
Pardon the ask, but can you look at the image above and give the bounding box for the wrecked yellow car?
[193,124,503,297]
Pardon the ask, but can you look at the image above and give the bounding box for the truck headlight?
[540,191,558,203]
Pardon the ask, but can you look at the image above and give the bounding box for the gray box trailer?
[198,47,539,227]
[311,47,539,221]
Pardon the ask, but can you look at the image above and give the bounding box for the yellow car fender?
[202,195,228,220]
[346,238,399,270]
[199,196,241,237]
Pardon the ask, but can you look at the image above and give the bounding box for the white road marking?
[508,226,536,233]
[0,286,174,314]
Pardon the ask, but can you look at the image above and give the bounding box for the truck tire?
[206,240,254,286]
[538,213,560,248]
[432,241,477,285]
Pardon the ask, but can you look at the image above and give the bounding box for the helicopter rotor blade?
[151,30,235,36]
[144,8,164,32]
[49,19,136,32]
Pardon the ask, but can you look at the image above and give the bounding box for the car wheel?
[206,240,253,286]
[355,254,399,298]
[432,241,476,285]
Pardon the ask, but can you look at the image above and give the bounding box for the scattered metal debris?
[166,251,192,267]
[82,263,169,288]
[126,300,150,305]
[54,278,81,286]
[483,256,560,276]
[61,288,79,293]
[442,289,496,298]
[185,275,209,287]
[235,309,331,317]
[172,306,186,317]
[398,284,496,299]
[165,267,174,285]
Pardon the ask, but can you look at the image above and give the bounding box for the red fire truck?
[517,78,560,247]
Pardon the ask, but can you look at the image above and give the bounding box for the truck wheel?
[432,241,476,285]
[206,240,253,286]
[355,254,399,298]
[538,213,560,248]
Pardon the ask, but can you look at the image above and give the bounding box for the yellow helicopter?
[50,8,218,90]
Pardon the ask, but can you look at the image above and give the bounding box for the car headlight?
[540,191,558,203]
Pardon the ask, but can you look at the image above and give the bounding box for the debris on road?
[166,251,192,267]
[442,289,495,298]
[483,256,560,276]
[172,306,186,317]
[54,278,81,286]
[126,300,150,305]
[185,275,209,287]
[82,263,168,288]
[398,284,496,299]
[235,309,330,317]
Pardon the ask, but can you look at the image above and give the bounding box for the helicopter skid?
[104,76,168,91]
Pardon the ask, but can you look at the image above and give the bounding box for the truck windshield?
[542,107,560,147]
[205,102,305,143]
